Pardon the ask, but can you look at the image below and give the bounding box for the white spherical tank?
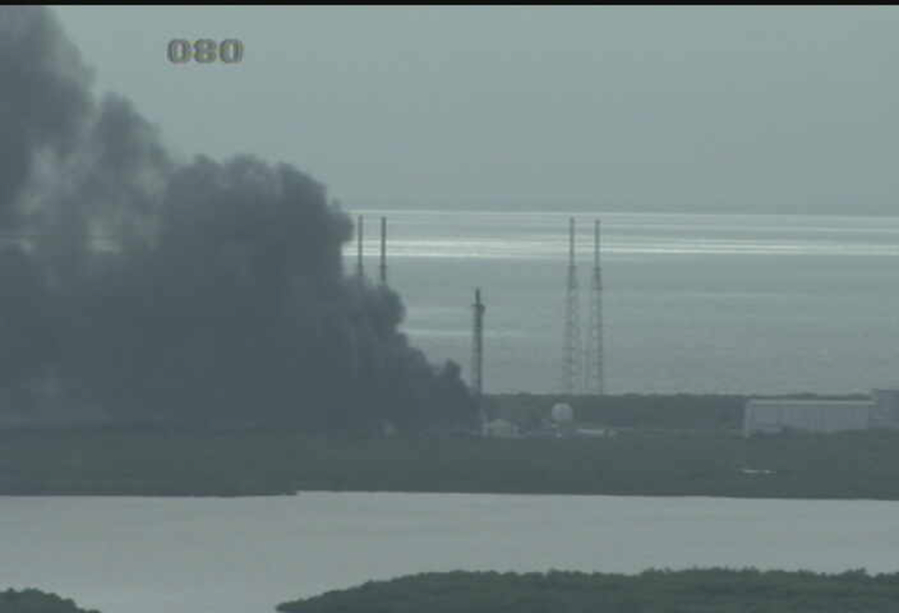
[551,402,574,423]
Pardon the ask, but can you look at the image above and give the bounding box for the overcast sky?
[52,6,899,215]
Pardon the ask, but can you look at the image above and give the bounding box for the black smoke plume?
[0,7,477,432]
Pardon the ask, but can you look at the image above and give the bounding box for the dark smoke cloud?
[0,7,476,432]
[0,7,93,228]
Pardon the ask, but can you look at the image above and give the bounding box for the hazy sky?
[52,6,899,214]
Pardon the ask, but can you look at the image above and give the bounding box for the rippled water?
[344,209,899,394]
[3,493,899,613]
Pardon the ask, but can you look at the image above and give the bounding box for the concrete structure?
[575,427,617,438]
[484,418,518,438]
[871,389,899,428]
[743,390,899,436]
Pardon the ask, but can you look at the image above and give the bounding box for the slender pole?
[379,216,387,286]
[356,215,364,280]
[569,217,575,266]
[473,287,486,431]
[350,214,364,382]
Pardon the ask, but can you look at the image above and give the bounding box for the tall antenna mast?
[356,215,364,280]
[379,216,387,286]
[472,287,486,431]
[349,213,363,383]
[585,219,605,394]
[562,217,582,396]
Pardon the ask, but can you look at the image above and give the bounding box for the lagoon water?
[3,492,899,613]
[346,209,899,395]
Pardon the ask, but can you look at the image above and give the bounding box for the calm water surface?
[3,492,899,613]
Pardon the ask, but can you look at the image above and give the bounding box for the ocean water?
[345,209,899,394]
[3,493,898,613]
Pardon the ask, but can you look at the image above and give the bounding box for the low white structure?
[484,418,518,438]
[380,420,398,438]
[743,390,899,437]
[743,399,871,436]
[871,389,899,428]
[575,427,617,438]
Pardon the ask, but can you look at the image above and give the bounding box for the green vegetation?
[277,569,899,613]
[4,424,899,499]
[0,589,98,613]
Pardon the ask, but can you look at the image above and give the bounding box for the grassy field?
[3,424,899,499]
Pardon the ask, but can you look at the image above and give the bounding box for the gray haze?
[0,6,475,430]
[53,6,899,215]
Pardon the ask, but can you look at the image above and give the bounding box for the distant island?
[0,588,98,613]
[277,568,899,613]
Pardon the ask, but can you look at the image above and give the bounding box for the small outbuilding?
[484,418,518,438]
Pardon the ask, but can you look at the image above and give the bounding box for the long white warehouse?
[743,389,899,437]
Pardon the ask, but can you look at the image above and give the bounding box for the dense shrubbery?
[7,570,899,613]
[277,568,899,613]
[0,589,98,613]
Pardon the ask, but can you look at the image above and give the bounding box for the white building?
[484,418,519,438]
[870,389,899,428]
[743,390,899,437]
[575,427,618,438]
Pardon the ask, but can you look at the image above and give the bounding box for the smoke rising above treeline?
[0,7,476,432]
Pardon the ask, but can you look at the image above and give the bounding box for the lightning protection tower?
[562,217,582,395]
[584,219,605,394]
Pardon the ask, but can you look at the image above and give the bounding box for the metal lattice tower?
[584,219,605,394]
[472,287,486,430]
[562,217,582,395]
[355,215,365,280]
[379,216,388,286]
